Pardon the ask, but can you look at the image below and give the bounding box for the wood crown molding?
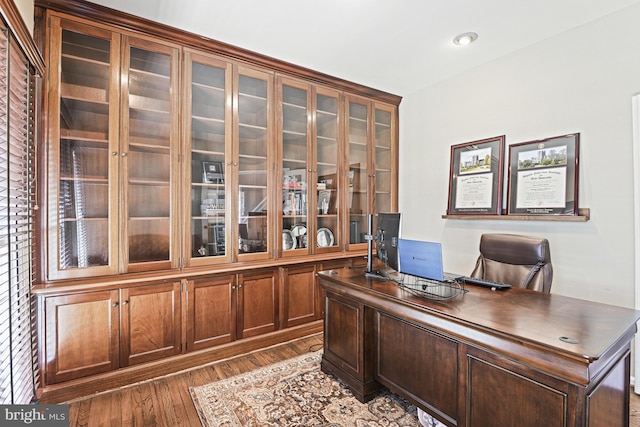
[35,0,402,105]
[1,0,46,75]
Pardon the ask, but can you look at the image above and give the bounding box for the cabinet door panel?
[120,282,181,366]
[279,80,310,256]
[186,276,236,351]
[314,88,341,252]
[345,97,369,248]
[47,17,120,279]
[468,355,567,427]
[282,264,317,327]
[237,270,278,338]
[234,67,273,261]
[373,104,396,214]
[376,313,458,425]
[121,36,179,272]
[45,290,119,383]
[184,50,232,265]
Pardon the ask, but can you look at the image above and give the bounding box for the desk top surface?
[319,267,640,362]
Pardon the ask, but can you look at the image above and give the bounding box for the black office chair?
[470,233,553,293]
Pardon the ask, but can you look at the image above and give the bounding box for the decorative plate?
[291,224,307,237]
[282,230,296,250]
[317,228,334,247]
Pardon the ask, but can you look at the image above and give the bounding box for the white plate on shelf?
[317,228,334,247]
[282,230,296,250]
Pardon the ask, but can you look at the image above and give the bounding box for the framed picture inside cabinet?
[203,161,224,184]
[447,136,505,215]
[507,133,579,215]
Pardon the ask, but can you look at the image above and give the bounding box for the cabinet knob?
[121,152,127,157]
[112,302,119,307]
[112,151,118,156]
[122,300,129,305]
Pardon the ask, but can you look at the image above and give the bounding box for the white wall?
[13,0,34,34]
[399,3,640,306]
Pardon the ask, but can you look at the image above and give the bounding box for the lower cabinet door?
[237,269,278,339]
[120,281,182,366]
[44,290,120,384]
[282,264,318,328]
[186,275,237,351]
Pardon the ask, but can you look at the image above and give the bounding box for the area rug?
[189,351,420,426]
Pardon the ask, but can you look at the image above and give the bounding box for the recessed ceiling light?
[453,32,478,46]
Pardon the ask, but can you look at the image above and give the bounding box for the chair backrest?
[470,233,553,293]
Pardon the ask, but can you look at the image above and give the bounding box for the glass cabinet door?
[314,88,340,252]
[184,51,232,265]
[374,103,397,215]
[121,37,179,271]
[234,67,273,260]
[346,97,370,247]
[48,18,120,279]
[280,81,309,255]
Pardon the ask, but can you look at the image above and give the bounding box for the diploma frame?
[507,133,579,215]
[447,135,505,215]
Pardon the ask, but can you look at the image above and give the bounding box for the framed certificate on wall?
[507,133,579,215]
[447,135,505,215]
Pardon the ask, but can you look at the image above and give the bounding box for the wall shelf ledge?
[442,208,590,222]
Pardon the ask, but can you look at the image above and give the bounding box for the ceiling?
[87,0,640,97]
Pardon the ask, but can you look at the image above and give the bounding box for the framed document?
[507,133,579,215]
[203,161,224,184]
[447,136,505,215]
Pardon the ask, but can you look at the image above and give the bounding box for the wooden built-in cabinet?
[278,77,343,256]
[43,281,181,384]
[34,0,399,398]
[185,269,278,352]
[345,95,398,249]
[46,16,180,280]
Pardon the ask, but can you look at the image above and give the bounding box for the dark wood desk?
[318,267,640,427]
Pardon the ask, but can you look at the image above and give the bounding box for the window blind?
[0,20,38,405]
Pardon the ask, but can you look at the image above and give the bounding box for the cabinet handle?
[121,152,127,157]
[112,151,118,156]
[232,285,236,289]
[122,300,129,305]
[112,302,119,307]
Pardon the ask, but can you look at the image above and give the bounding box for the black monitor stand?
[364,214,386,279]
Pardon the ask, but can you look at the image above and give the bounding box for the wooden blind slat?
[0,18,38,405]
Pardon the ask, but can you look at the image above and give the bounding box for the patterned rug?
[189,351,420,426]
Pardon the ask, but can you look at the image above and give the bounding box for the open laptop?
[397,239,462,282]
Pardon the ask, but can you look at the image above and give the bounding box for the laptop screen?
[398,239,446,281]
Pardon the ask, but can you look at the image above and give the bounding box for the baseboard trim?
[38,321,323,404]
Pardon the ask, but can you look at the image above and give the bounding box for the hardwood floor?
[632,389,640,427]
[58,332,640,426]
[63,333,323,426]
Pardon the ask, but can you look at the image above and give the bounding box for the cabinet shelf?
[61,217,107,223]
[61,83,108,103]
[128,179,170,186]
[442,208,590,222]
[60,176,108,183]
[129,140,170,152]
[129,97,170,115]
[192,115,224,125]
[60,129,108,143]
